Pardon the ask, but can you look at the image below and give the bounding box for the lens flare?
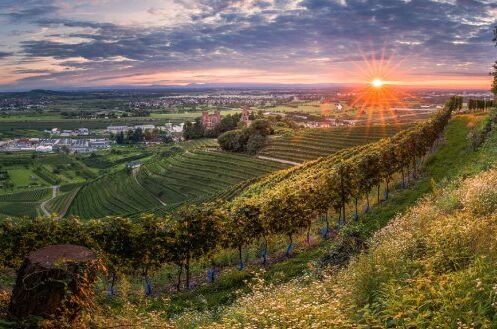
[371,79,384,88]
[342,49,422,126]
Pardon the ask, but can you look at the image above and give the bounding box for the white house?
[107,126,130,134]
[134,124,155,131]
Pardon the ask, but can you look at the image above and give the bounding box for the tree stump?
[8,244,98,323]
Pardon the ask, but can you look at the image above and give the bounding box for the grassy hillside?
[70,112,492,328]
[259,124,408,162]
[172,113,497,328]
[200,160,497,328]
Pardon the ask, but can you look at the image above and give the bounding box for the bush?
[218,129,248,152]
[218,119,274,153]
[246,134,266,155]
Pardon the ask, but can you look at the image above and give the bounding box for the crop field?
[0,188,52,218]
[177,138,218,150]
[258,101,352,114]
[58,150,288,219]
[0,188,51,202]
[259,124,410,162]
[137,150,288,204]
[65,170,161,219]
[150,109,241,119]
[45,184,82,217]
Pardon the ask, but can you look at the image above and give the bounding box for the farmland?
[259,124,410,162]
[0,121,418,219]
[62,149,288,219]
[0,148,153,217]
[137,150,288,203]
[0,188,52,218]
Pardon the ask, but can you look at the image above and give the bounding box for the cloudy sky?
[0,0,496,90]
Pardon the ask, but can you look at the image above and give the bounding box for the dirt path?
[132,167,167,206]
[257,155,300,166]
[40,185,59,217]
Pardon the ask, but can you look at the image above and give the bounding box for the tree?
[248,119,273,136]
[183,118,205,140]
[261,185,315,256]
[86,217,138,295]
[133,215,174,295]
[246,133,266,154]
[171,204,223,290]
[218,118,273,153]
[221,202,262,269]
[492,61,497,100]
[115,131,124,144]
[218,129,248,152]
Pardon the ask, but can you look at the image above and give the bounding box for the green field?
[0,122,415,219]
[61,150,288,219]
[150,109,241,119]
[137,150,288,203]
[0,188,52,218]
[258,101,352,114]
[259,124,409,162]
[0,114,63,121]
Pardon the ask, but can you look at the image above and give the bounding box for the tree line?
[467,99,494,111]
[0,98,457,294]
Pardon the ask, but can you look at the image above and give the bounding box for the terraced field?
[137,150,287,205]
[0,188,52,218]
[60,150,288,219]
[45,184,83,217]
[259,124,409,163]
[65,171,161,219]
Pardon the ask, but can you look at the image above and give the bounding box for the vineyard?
[0,99,460,298]
[60,150,288,219]
[0,188,52,218]
[259,124,409,162]
[4,98,494,329]
[64,171,161,219]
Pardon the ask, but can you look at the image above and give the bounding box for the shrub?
[246,133,266,155]
[218,129,248,152]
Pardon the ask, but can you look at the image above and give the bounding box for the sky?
[0,0,496,91]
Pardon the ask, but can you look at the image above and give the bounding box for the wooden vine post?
[8,244,99,324]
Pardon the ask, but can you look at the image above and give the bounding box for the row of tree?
[467,99,494,111]
[113,128,172,144]
[0,99,456,294]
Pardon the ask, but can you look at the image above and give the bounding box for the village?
[0,137,111,153]
[0,123,186,153]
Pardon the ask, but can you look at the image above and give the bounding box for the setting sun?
[371,78,384,88]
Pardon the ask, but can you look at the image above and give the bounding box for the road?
[40,185,59,217]
[257,155,300,166]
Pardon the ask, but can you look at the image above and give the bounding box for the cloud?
[2,0,497,89]
[0,52,12,59]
